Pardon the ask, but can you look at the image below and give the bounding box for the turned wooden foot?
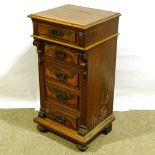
[76,144,88,152]
[37,125,48,132]
[102,123,112,135]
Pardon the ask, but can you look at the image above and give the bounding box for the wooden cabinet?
[28,4,120,151]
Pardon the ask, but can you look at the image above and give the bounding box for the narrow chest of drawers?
[28,4,120,151]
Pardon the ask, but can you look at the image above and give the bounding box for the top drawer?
[38,23,77,43]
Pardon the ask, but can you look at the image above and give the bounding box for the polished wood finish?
[45,82,80,110]
[45,61,79,87]
[28,4,120,29]
[29,4,120,151]
[31,33,119,51]
[45,44,79,64]
[85,17,119,47]
[45,106,79,130]
[38,23,77,43]
[86,37,117,131]
[33,114,115,144]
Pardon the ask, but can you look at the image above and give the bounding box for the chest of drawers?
[28,4,120,151]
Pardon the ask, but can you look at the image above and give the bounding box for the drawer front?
[45,107,78,130]
[38,23,77,43]
[45,61,79,87]
[46,83,79,110]
[45,44,79,65]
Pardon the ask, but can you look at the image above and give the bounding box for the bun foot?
[37,125,48,132]
[102,123,112,135]
[76,144,88,152]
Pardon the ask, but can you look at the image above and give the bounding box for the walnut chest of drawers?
[28,4,120,151]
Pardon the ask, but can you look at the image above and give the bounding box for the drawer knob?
[56,93,69,100]
[51,28,64,36]
[55,71,68,82]
[54,50,66,60]
[55,114,65,123]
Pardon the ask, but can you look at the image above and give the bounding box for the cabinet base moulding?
[34,114,115,145]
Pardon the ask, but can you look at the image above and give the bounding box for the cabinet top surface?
[28,4,120,29]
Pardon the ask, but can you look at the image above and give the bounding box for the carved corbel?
[33,40,42,54]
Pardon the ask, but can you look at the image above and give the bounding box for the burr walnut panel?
[45,83,79,110]
[38,23,77,43]
[29,4,120,151]
[45,61,79,87]
[45,106,79,130]
[45,43,79,65]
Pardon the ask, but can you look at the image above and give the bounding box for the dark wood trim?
[33,114,115,145]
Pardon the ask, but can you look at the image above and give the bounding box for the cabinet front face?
[36,41,84,123]
[38,54,82,130]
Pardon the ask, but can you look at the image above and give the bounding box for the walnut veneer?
[28,4,120,151]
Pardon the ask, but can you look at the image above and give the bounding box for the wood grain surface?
[30,4,120,151]
[28,4,120,29]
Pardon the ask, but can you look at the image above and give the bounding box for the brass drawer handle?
[56,93,69,100]
[52,87,71,101]
[55,114,65,123]
[54,49,66,60]
[55,71,68,82]
[51,28,64,36]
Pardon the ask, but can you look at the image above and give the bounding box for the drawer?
[38,23,77,43]
[45,83,79,110]
[45,44,79,65]
[45,107,79,130]
[45,61,79,87]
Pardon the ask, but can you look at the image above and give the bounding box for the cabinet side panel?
[86,37,117,131]
[85,17,119,47]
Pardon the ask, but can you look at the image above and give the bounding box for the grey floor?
[0,109,155,155]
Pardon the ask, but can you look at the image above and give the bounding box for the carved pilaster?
[79,52,88,67]
[79,52,88,81]
[78,125,87,136]
[79,32,84,37]
[81,65,88,83]
[78,31,85,47]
